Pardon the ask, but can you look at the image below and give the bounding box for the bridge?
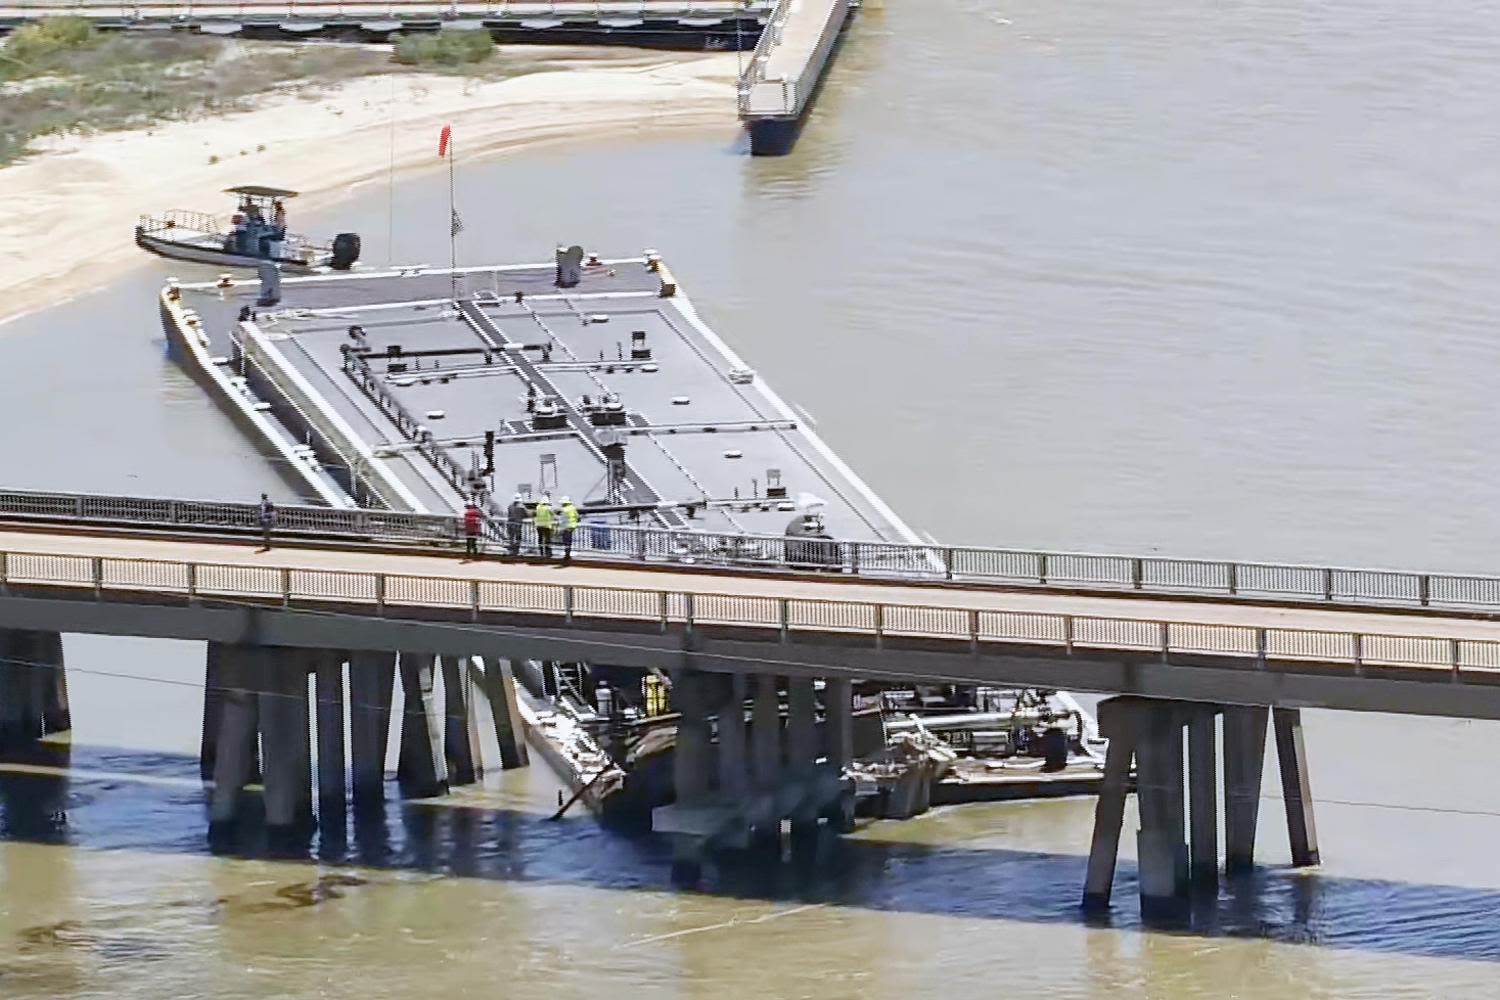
[3,488,1500,915]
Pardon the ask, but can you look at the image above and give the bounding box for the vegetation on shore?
[0,18,503,165]
[392,27,496,69]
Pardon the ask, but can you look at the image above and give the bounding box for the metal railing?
[137,210,221,236]
[1,0,769,21]
[2,544,1498,678]
[735,0,793,115]
[5,486,1500,617]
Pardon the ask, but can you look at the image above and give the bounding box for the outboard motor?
[330,232,361,270]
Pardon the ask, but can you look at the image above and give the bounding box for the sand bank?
[0,49,739,326]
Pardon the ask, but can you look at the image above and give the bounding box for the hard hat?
[513,494,522,502]
[561,496,571,504]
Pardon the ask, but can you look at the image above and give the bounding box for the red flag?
[438,124,452,158]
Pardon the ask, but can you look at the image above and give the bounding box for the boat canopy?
[224,185,300,199]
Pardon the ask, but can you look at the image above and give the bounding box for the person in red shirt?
[463,501,482,560]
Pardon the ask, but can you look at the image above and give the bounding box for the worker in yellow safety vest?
[559,496,580,562]
[534,494,555,559]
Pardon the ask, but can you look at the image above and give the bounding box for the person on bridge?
[506,494,527,557]
[559,496,580,562]
[463,500,482,561]
[534,494,555,559]
[257,493,276,551]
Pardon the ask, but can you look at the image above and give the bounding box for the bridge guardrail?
[1,487,1499,616]
[2,545,1498,676]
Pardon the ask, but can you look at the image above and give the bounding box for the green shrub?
[0,17,98,77]
[392,28,494,68]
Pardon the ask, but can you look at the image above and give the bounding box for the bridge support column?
[313,651,347,818]
[1222,705,1268,873]
[483,658,530,770]
[1273,707,1320,867]
[823,677,855,833]
[348,650,395,812]
[397,652,448,798]
[1082,698,1138,911]
[0,629,67,751]
[749,673,782,853]
[259,650,313,833]
[786,677,819,857]
[1083,698,1320,916]
[716,672,749,848]
[1134,701,1188,919]
[670,668,713,883]
[441,656,482,786]
[1187,709,1219,888]
[208,643,262,827]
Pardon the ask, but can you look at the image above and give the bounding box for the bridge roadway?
[3,524,1500,721]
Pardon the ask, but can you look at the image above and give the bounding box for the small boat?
[135,185,360,274]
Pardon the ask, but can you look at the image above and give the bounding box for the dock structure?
[0,0,768,49]
[736,0,854,154]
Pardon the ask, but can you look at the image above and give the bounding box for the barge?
[158,247,1104,825]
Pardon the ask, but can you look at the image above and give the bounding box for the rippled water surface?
[5,0,1500,994]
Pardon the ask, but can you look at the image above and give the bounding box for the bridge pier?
[786,677,819,857]
[313,650,347,821]
[1082,697,1320,920]
[749,673,783,853]
[483,657,530,770]
[348,650,396,812]
[207,642,263,827]
[669,668,714,884]
[0,628,69,751]
[259,650,314,833]
[397,651,448,799]
[441,655,482,786]
[655,670,855,877]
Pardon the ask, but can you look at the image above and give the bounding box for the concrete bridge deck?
[4,524,1500,721]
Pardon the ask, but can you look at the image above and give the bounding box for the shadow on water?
[3,741,1499,964]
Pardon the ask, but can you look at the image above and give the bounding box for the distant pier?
[736,0,855,154]
[0,1,768,49]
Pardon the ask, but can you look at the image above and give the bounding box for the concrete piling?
[670,668,713,883]
[481,657,530,770]
[0,629,68,751]
[822,677,855,832]
[1081,697,1319,917]
[397,651,448,798]
[348,650,396,811]
[1273,707,1320,866]
[1134,702,1187,918]
[749,674,782,853]
[1186,710,1218,887]
[1081,699,1137,911]
[441,655,481,786]
[259,650,313,832]
[1222,705,1268,873]
[208,643,262,826]
[785,678,819,855]
[313,651,347,815]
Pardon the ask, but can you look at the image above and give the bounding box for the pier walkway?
[735,0,852,152]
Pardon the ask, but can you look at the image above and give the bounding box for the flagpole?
[448,131,457,303]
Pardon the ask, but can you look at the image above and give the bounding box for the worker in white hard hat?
[559,496,580,562]
[534,493,555,559]
[506,493,527,557]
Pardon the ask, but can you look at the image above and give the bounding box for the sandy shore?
[0,49,739,327]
